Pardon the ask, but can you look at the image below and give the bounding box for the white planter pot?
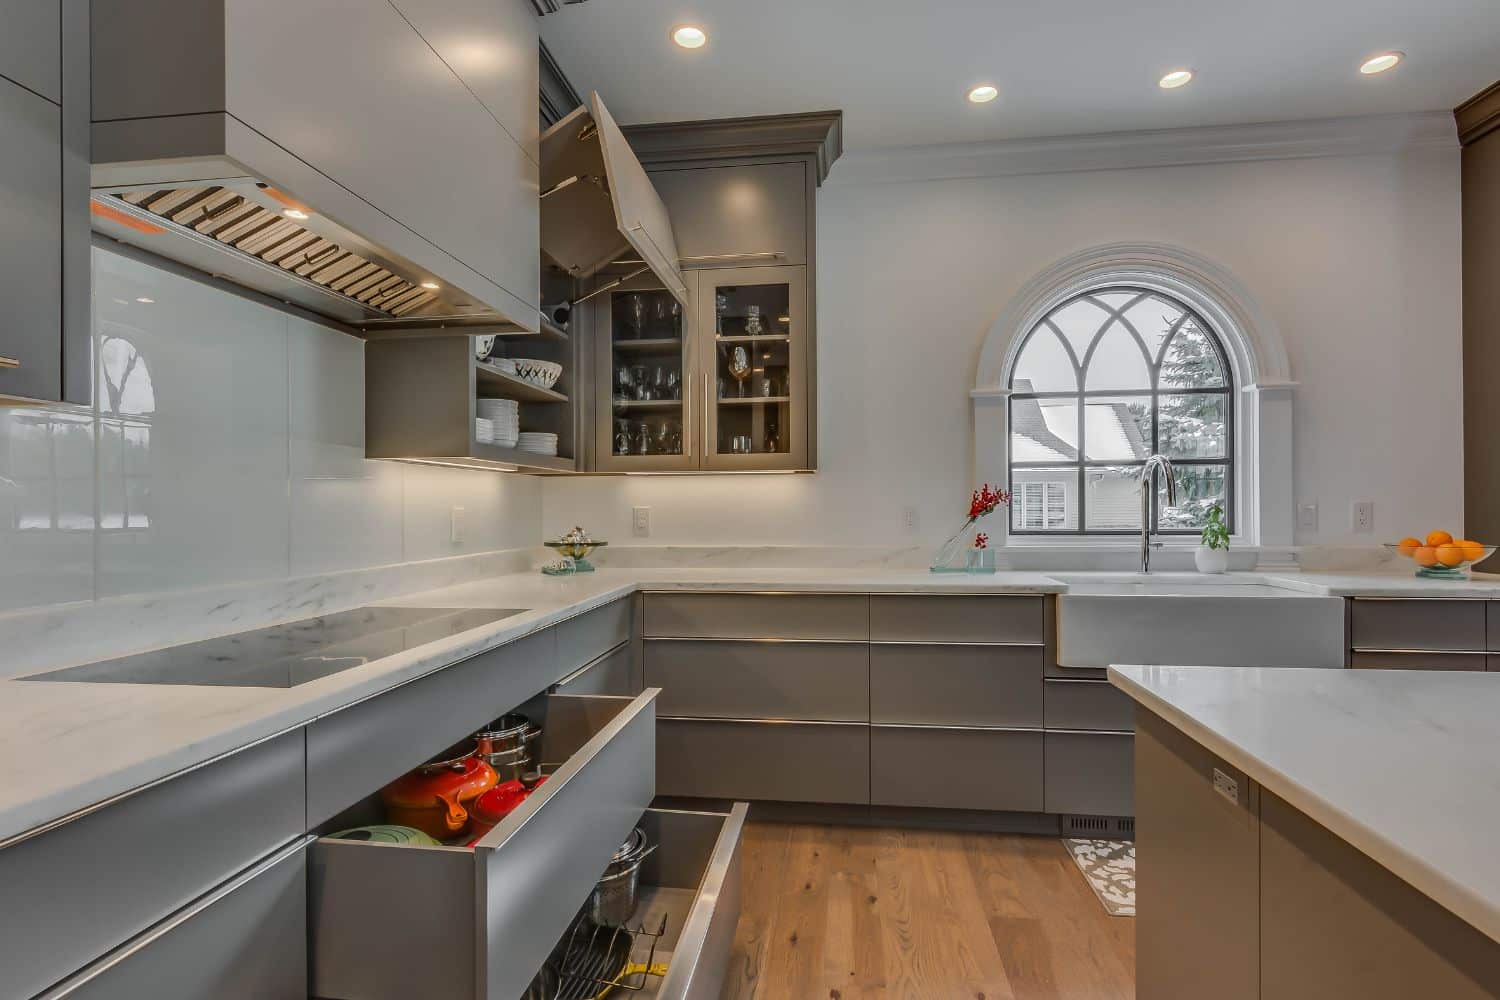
[1195,545,1230,574]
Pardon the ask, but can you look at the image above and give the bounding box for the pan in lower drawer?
[309,689,658,1000]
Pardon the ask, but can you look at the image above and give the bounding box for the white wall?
[544,143,1463,551]
[0,247,541,615]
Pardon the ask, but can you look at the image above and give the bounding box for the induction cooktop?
[21,606,526,689]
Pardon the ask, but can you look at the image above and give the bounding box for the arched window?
[1007,286,1233,535]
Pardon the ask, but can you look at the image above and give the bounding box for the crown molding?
[1456,81,1500,146]
[622,110,844,184]
[833,112,1457,185]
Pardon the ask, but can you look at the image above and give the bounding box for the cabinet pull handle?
[0,356,18,369]
[684,365,693,460]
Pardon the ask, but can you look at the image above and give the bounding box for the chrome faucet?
[1139,455,1177,573]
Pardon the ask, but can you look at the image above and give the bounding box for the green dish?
[328,824,441,846]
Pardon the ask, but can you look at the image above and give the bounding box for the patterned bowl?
[1384,542,1496,579]
[512,359,563,389]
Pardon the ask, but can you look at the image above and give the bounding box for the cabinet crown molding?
[1456,81,1500,147]
[622,110,843,184]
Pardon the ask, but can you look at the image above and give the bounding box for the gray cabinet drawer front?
[871,643,1041,727]
[657,719,869,804]
[869,595,1044,643]
[647,639,869,721]
[645,592,868,640]
[1350,599,1485,651]
[305,628,556,826]
[1044,679,1135,731]
[1044,732,1135,816]
[1490,603,1500,652]
[870,726,1043,812]
[0,75,62,403]
[0,732,304,1000]
[41,841,308,1000]
[1349,650,1488,672]
[556,597,633,675]
[312,691,658,1000]
[556,640,634,696]
[0,0,61,102]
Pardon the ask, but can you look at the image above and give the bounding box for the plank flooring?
[721,823,1134,1000]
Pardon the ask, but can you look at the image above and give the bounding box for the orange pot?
[381,751,497,840]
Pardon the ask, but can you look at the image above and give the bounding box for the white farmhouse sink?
[1053,573,1346,670]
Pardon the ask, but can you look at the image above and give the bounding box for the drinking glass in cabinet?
[711,281,794,456]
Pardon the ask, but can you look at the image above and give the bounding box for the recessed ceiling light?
[1158,69,1194,89]
[420,281,441,291]
[672,25,706,49]
[135,297,154,304]
[282,208,310,221]
[967,84,999,104]
[1359,52,1403,75]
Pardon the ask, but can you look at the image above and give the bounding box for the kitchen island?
[1110,663,1500,998]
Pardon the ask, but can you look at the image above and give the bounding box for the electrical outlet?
[1352,501,1374,534]
[901,506,918,534]
[450,506,465,544]
[1298,503,1318,530]
[632,506,651,538]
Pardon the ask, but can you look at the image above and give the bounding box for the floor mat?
[1063,838,1136,916]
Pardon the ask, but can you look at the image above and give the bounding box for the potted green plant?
[1195,504,1230,574]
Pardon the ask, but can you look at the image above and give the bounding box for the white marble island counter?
[1110,663,1500,947]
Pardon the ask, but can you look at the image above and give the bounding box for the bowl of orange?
[1387,532,1495,578]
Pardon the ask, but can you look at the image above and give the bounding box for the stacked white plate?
[516,431,558,457]
[476,398,519,447]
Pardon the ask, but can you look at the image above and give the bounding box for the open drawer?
[309,689,658,1000]
[542,804,748,1000]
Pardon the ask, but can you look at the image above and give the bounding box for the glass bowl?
[1384,542,1496,579]
[543,539,607,571]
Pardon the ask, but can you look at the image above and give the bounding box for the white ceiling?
[539,0,1500,150]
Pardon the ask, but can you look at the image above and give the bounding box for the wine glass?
[727,346,751,397]
[714,292,728,335]
[626,294,646,340]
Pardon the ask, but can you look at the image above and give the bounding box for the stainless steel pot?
[476,714,541,781]
[588,828,656,927]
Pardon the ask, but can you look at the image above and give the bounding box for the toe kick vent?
[1062,815,1135,839]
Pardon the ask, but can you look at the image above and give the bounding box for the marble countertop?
[4,560,1500,847]
[1109,663,1500,945]
[0,567,1064,844]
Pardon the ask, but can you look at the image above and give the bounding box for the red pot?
[381,752,497,840]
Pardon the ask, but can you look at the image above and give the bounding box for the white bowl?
[511,359,562,389]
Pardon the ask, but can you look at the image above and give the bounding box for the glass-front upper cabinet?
[695,265,808,470]
[593,273,697,471]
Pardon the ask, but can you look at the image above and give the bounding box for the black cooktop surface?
[22,606,525,688]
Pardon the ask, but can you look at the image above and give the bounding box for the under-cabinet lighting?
[967,84,999,104]
[134,297,154,304]
[282,208,310,221]
[1158,69,1194,89]
[395,458,519,473]
[420,281,442,290]
[672,25,707,49]
[1359,52,1403,75]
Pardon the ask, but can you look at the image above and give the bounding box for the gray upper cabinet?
[649,161,809,267]
[90,0,540,333]
[0,0,86,406]
[0,0,60,101]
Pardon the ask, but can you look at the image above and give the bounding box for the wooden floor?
[721,822,1135,1000]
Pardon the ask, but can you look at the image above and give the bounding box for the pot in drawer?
[476,713,542,783]
[311,690,660,1000]
[380,751,498,841]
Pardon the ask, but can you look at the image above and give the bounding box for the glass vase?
[930,517,995,574]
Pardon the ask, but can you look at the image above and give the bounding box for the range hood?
[90,179,493,329]
[540,93,690,307]
[88,0,539,334]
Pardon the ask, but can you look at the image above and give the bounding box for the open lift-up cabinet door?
[540,92,689,308]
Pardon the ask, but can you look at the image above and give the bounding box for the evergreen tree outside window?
[1007,287,1233,535]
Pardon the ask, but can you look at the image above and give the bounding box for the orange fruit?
[1436,544,1465,567]
[1413,546,1439,567]
[1458,539,1486,563]
[1396,537,1422,556]
[1426,530,1454,547]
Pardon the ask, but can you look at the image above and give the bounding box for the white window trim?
[972,243,1296,567]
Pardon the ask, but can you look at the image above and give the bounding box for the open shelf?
[716,395,790,406]
[475,362,568,403]
[471,442,576,472]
